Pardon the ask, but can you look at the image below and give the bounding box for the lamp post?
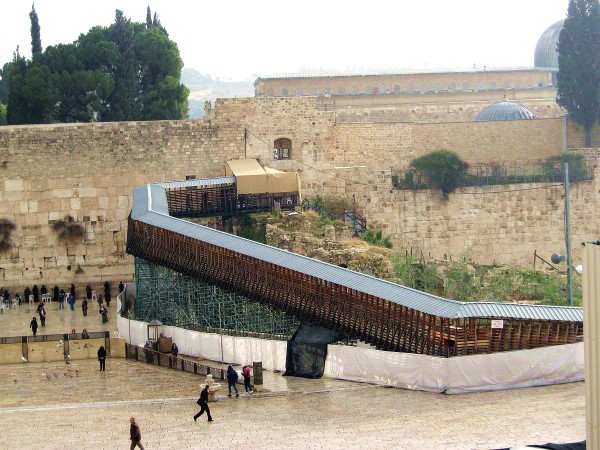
[564,162,573,307]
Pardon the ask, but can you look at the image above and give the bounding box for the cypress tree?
[29,3,42,55]
[557,0,600,147]
[146,5,152,28]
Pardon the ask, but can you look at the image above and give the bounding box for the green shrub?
[409,150,469,196]
[362,229,393,248]
[542,153,588,182]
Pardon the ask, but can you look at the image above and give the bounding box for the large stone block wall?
[0,120,244,291]
[0,95,597,289]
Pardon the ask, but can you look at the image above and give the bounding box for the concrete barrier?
[28,341,65,363]
[0,343,24,364]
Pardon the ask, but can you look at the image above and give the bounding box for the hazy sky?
[2,0,569,81]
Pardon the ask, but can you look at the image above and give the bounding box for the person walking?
[242,365,252,394]
[193,384,214,422]
[100,305,108,324]
[67,294,75,311]
[30,317,38,336]
[97,345,106,371]
[129,417,145,450]
[38,303,46,327]
[58,289,65,309]
[104,281,111,307]
[86,284,92,300]
[226,365,239,397]
[82,298,88,316]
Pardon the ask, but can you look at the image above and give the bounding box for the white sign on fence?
[491,320,504,329]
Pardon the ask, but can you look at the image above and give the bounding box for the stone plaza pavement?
[0,302,586,449]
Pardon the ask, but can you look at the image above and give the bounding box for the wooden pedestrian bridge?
[127,181,583,358]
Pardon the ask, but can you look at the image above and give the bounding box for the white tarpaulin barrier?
[116,308,287,371]
[324,343,584,394]
[116,295,582,393]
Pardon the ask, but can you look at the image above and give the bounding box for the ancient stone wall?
[0,95,598,290]
[0,120,243,291]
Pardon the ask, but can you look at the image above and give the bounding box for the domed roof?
[475,100,536,122]
[534,19,565,68]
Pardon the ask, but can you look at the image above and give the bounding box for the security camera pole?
[564,161,573,307]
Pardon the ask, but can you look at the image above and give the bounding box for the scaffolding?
[134,258,299,340]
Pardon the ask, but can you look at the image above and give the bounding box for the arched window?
[267,88,274,96]
[393,84,401,94]
[380,85,388,94]
[281,88,289,96]
[537,80,545,88]
[476,81,483,91]
[274,138,292,160]
[350,85,359,94]
[462,82,469,91]
[324,87,332,95]
[407,84,415,93]
[338,86,346,95]
[421,84,429,93]
[503,81,510,89]
[310,87,318,95]
[515,80,523,89]
[295,87,303,96]
[365,85,373,94]
[435,83,442,92]
[448,82,456,91]
[489,81,496,89]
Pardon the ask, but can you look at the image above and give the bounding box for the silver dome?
[475,100,536,122]
[534,19,565,68]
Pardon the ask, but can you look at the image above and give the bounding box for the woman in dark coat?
[85,284,92,300]
[97,346,106,371]
[70,283,75,297]
[226,365,239,397]
[53,285,59,303]
[104,282,111,307]
[24,287,31,302]
[41,285,47,297]
[100,306,108,324]
[32,285,39,303]
[30,317,38,336]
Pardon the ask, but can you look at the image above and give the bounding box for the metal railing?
[124,343,225,380]
[392,162,595,190]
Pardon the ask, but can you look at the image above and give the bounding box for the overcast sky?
[2,0,569,81]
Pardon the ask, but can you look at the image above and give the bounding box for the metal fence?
[124,343,225,380]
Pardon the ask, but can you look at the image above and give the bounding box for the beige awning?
[226,159,300,195]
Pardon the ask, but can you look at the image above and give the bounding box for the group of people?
[23,281,126,336]
[226,364,253,397]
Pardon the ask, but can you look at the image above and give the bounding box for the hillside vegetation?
[235,210,581,307]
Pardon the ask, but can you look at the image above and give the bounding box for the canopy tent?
[226,159,300,195]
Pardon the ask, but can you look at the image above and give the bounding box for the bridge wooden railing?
[127,216,582,357]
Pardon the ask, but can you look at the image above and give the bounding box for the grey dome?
[475,100,536,122]
[534,19,564,68]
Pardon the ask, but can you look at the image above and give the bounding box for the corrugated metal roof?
[155,177,235,189]
[131,185,583,323]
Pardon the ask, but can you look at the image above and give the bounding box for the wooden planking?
[127,218,583,357]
